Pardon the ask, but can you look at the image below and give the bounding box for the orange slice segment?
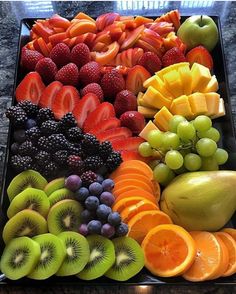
[128,210,172,244]
[222,228,236,241]
[113,173,151,184]
[113,179,154,195]
[142,224,196,277]
[115,189,158,204]
[112,197,151,213]
[213,234,229,279]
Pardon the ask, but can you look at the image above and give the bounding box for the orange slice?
[215,232,236,277]
[128,210,172,244]
[113,173,151,184]
[115,189,157,204]
[183,231,223,282]
[113,179,154,195]
[91,41,120,65]
[222,228,236,241]
[112,197,152,213]
[213,234,229,279]
[142,224,196,277]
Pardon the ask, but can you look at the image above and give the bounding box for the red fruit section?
[88,117,121,135]
[96,127,132,142]
[120,150,150,162]
[39,81,63,108]
[111,137,145,151]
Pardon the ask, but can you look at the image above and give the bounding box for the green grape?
[138,142,153,157]
[162,169,176,187]
[196,138,217,157]
[162,132,180,150]
[193,115,212,132]
[200,156,219,171]
[148,159,160,170]
[184,153,202,171]
[169,115,186,133]
[177,121,196,141]
[165,150,184,170]
[153,163,173,185]
[197,127,220,142]
[147,130,164,149]
[214,148,228,165]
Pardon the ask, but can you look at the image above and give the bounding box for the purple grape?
[89,182,103,196]
[13,129,26,143]
[81,209,95,223]
[116,222,129,237]
[102,179,114,192]
[101,223,115,238]
[85,196,100,210]
[108,212,121,226]
[100,192,115,207]
[65,175,82,191]
[11,142,20,154]
[96,204,112,219]
[25,119,37,129]
[79,224,88,236]
[75,187,89,202]
[87,220,102,234]
[96,174,104,184]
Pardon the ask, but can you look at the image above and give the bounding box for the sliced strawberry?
[39,81,63,108]
[186,46,213,70]
[120,150,150,163]
[88,117,121,135]
[83,102,115,132]
[73,93,100,128]
[111,137,145,151]
[52,86,81,119]
[96,127,132,142]
[15,72,45,104]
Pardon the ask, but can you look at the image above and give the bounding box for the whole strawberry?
[35,57,58,84]
[79,61,101,86]
[55,63,79,86]
[114,90,137,117]
[81,83,104,102]
[50,43,71,68]
[71,43,91,69]
[120,111,145,135]
[21,48,44,71]
[101,70,125,101]
[162,47,186,67]
[138,52,162,75]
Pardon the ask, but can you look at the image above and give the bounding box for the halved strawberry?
[52,86,80,119]
[72,93,100,128]
[83,102,116,132]
[39,81,63,108]
[96,127,132,142]
[111,136,145,151]
[120,150,150,163]
[87,117,121,135]
[15,72,45,104]
[125,65,151,95]
[186,46,213,70]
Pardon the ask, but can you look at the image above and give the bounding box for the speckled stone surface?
[0,1,236,293]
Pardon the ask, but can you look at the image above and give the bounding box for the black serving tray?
[0,15,236,286]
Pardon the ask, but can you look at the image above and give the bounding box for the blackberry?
[99,141,113,160]
[17,101,39,117]
[25,127,41,142]
[81,134,100,156]
[59,112,77,132]
[105,151,122,172]
[81,170,97,187]
[84,155,103,171]
[67,155,84,171]
[35,151,51,166]
[44,162,58,177]
[36,108,55,125]
[68,144,85,158]
[48,134,69,150]
[66,127,84,142]
[18,141,38,156]
[5,106,27,127]
[11,155,32,172]
[53,150,68,166]
[38,136,54,153]
[40,120,59,135]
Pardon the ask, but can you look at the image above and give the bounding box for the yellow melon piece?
[170,95,194,119]
[154,76,173,99]
[137,93,153,108]
[153,106,173,131]
[178,65,192,95]
[156,62,189,80]
[211,98,225,119]
[143,76,159,89]
[163,70,183,98]
[188,92,208,117]
[191,63,212,92]
[142,86,171,109]
[139,120,159,140]
[201,75,219,93]
[138,106,157,119]
[204,92,220,117]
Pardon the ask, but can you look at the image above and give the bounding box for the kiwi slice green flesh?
[77,235,115,280]
[44,178,65,196]
[2,209,48,244]
[0,236,41,280]
[28,233,66,280]
[48,188,75,207]
[7,188,50,218]
[105,237,144,281]
[7,170,48,202]
[47,199,83,235]
[56,231,90,276]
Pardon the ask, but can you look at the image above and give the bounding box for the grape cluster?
[139,115,229,186]
[64,175,128,239]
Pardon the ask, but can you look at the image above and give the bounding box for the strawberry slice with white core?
[111,137,145,151]
[88,117,121,135]
[96,127,132,142]
[39,81,63,108]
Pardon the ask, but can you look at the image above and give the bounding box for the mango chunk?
[170,95,194,119]
[138,106,157,119]
[163,70,183,98]
[204,92,220,117]
[139,120,159,140]
[153,106,173,131]
[201,75,219,93]
[142,86,171,109]
[156,62,189,80]
[178,65,192,95]
[191,63,211,92]
[143,76,159,89]
[188,92,208,117]
[211,98,225,119]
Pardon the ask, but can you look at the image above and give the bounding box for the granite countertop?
[0,1,236,293]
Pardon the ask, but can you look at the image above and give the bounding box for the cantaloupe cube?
[163,70,183,98]
[143,76,159,89]
[201,75,219,93]
[139,120,159,140]
[153,106,173,131]
[178,65,192,95]
[156,62,189,80]
[142,86,171,109]
[204,92,220,117]
[191,63,212,92]
[211,98,225,119]
[188,92,208,117]
[138,106,157,119]
[170,95,194,119]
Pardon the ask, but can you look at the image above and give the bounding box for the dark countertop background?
[0,1,236,293]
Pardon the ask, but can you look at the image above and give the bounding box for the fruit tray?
[0,15,236,286]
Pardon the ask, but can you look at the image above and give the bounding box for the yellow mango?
[188,92,208,117]
[170,95,194,118]
[201,75,219,93]
[163,70,183,98]
[156,62,189,80]
[178,65,192,95]
[143,76,159,89]
[138,106,157,119]
[211,98,225,119]
[139,120,159,140]
[154,76,173,99]
[204,92,220,117]
[153,106,173,131]
[191,63,212,92]
[142,86,171,109]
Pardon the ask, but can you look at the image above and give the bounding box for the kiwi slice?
[48,188,75,207]
[28,233,66,280]
[7,188,50,219]
[2,209,48,244]
[77,235,115,280]
[0,236,41,280]
[7,170,48,202]
[56,231,90,276]
[105,237,144,281]
[44,177,65,196]
[47,199,83,235]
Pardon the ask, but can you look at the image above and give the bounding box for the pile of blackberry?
[6,101,122,178]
